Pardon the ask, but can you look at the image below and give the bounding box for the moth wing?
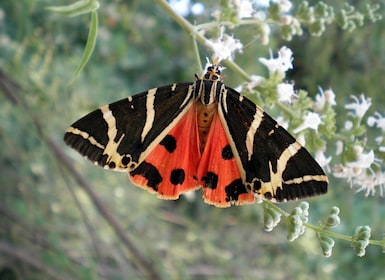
[129,105,201,199]
[218,87,328,202]
[64,83,195,171]
[197,112,255,207]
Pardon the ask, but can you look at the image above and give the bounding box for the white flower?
[278,0,292,13]
[344,120,353,130]
[315,150,332,170]
[277,82,296,103]
[238,0,254,18]
[259,46,293,75]
[324,88,336,105]
[293,112,322,134]
[346,149,375,169]
[206,27,243,62]
[335,140,344,156]
[333,146,385,196]
[367,116,376,126]
[314,87,336,111]
[245,75,265,91]
[314,91,326,111]
[333,163,385,197]
[374,137,385,152]
[367,112,385,132]
[333,164,360,181]
[345,94,371,118]
[352,171,385,197]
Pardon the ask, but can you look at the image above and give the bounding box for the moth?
[64,64,328,207]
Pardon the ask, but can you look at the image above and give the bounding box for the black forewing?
[218,86,327,201]
[64,82,195,170]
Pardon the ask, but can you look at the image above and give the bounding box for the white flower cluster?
[333,95,385,196]
[205,26,243,62]
[235,0,292,19]
[257,48,384,197]
[259,46,293,75]
[314,87,336,111]
[259,46,297,104]
[259,47,325,139]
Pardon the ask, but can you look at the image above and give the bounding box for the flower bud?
[319,235,335,257]
[352,226,371,257]
[325,213,340,228]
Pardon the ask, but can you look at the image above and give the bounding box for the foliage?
[1,0,385,279]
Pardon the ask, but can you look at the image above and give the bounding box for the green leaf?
[46,0,100,17]
[70,11,98,83]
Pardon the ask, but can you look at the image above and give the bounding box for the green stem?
[263,201,384,246]
[304,222,352,242]
[155,0,251,82]
[155,0,207,46]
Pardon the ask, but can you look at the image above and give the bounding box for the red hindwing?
[129,104,255,207]
[129,105,201,199]
[198,113,255,207]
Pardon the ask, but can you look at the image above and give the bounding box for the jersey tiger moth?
[64,64,328,207]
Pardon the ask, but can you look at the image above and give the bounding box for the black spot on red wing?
[225,179,249,202]
[221,145,233,160]
[170,169,185,185]
[202,172,218,189]
[160,135,176,153]
[129,161,162,191]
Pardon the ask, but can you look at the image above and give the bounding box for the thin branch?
[0,69,163,280]
[47,138,162,280]
[0,242,71,280]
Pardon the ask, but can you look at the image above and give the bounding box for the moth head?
[203,64,222,82]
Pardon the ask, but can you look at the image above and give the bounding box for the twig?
[0,242,71,280]
[47,138,162,280]
[0,69,163,280]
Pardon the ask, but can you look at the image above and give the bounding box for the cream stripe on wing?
[65,127,105,150]
[141,88,156,142]
[284,174,329,185]
[100,105,125,165]
[246,108,264,161]
[137,86,195,164]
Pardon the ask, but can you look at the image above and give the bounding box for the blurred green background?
[1,0,384,279]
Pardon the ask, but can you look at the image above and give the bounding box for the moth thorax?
[198,80,220,106]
